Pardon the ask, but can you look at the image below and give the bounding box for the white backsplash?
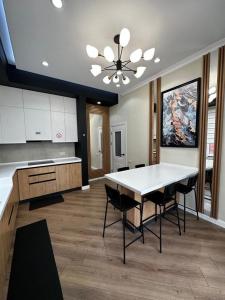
[0,142,75,163]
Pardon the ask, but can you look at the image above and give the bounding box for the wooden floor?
[3,179,225,300]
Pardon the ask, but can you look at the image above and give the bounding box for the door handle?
[121,154,125,156]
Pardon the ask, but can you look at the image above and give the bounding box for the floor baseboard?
[178,204,225,229]
[82,185,90,190]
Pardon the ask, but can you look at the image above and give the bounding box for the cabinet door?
[50,95,64,112]
[64,97,77,114]
[56,163,82,191]
[23,90,50,110]
[25,109,52,140]
[51,111,65,143]
[65,113,78,142]
[0,107,26,143]
[0,86,23,107]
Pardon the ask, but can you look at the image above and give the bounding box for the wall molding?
[120,37,225,96]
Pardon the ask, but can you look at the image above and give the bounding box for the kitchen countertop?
[0,157,82,220]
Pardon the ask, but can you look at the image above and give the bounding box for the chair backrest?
[135,164,145,168]
[187,175,198,188]
[105,184,121,207]
[117,167,129,172]
[164,183,176,201]
[205,169,212,183]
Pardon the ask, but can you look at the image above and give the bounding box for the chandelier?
[86,28,160,87]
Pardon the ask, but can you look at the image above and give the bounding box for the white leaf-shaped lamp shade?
[119,28,130,47]
[130,49,142,63]
[104,46,114,62]
[103,76,111,84]
[134,66,146,78]
[90,65,101,77]
[86,45,98,58]
[113,75,119,83]
[143,48,155,61]
[122,76,130,85]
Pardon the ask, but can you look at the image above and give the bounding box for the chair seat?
[144,191,171,206]
[110,194,139,211]
[176,183,192,194]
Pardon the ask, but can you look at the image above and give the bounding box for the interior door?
[111,124,127,172]
[87,104,110,179]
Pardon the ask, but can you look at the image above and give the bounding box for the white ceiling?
[4,0,225,94]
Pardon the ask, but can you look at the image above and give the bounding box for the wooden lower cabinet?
[18,163,82,200]
[0,174,19,299]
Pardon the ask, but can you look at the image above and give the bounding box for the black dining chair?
[135,164,145,168]
[103,184,144,264]
[117,167,130,172]
[141,183,181,253]
[205,169,212,194]
[175,175,199,232]
[117,167,130,190]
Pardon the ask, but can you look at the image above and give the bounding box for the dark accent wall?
[75,97,89,186]
[0,38,118,186]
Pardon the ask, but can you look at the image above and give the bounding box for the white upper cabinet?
[23,90,50,110]
[51,111,65,143]
[25,109,52,141]
[50,95,64,112]
[0,107,26,143]
[0,85,23,107]
[0,85,78,144]
[64,97,77,114]
[65,113,78,142]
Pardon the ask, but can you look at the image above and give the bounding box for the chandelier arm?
[119,47,124,60]
[104,63,117,70]
[109,71,117,80]
[122,69,136,72]
[122,60,131,67]
[122,65,136,72]
[103,68,117,71]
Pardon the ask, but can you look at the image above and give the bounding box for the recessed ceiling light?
[97,101,101,105]
[42,61,49,67]
[154,57,160,63]
[51,0,63,9]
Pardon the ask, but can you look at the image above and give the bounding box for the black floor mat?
[29,194,64,210]
[7,219,64,300]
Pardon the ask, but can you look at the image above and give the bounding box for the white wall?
[161,59,202,168]
[110,84,149,169]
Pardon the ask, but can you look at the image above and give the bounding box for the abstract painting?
[161,78,201,147]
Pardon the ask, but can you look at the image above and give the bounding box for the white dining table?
[105,163,198,227]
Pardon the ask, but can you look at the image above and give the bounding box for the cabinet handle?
[35,131,41,135]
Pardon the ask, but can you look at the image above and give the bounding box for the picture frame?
[161,78,201,148]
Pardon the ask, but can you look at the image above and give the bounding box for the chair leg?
[155,203,157,222]
[183,194,186,232]
[194,188,199,220]
[123,212,126,264]
[175,202,181,236]
[140,201,144,244]
[102,199,109,238]
[159,205,162,253]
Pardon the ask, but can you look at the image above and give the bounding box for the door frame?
[110,122,128,172]
[87,104,110,179]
